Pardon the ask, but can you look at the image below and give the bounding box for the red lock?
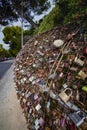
[84,46,87,55]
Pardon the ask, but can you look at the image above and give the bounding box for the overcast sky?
[0,0,55,49]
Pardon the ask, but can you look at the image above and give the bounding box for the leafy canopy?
[0,44,11,58]
[2,26,29,56]
[36,0,87,34]
[0,0,50,28]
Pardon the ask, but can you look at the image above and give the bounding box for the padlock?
[46,127,50,130]
[53,39,64,47]
[83,46,87,55]
[59,88,72,103]
[78,70,87,80]
[82,85,87,92]
[39,117,45,127]
[74,57,84,66]
[14,25,87,130]
[69,110,86,127]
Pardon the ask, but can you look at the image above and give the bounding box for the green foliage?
[1,0,87,56]
[35,5,62,34]
[24,30,29,35]
[0,44,3,49]
[0,44,4,58]
[35,0,87,34]
[2,26,29,56]
[3,26,21,56]
[0,44,11,58]
[26,27,35,36]
[0,0,50,27]
[63,0,87,24]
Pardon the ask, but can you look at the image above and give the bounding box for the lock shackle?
[64,88,72,96]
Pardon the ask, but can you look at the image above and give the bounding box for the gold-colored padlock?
[78,70,87,80]
[59,88,72,103]
[46,127,50,130]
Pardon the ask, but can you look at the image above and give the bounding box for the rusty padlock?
[59,88,72,103]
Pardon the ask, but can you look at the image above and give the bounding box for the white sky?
[0,0,55,49]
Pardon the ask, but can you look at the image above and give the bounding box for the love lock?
[59,88,72,103]
[69,110,87,127]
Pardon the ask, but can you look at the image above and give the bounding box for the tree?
[55,0,87,25]
[0,44,10,58]
[0,44,3,49]
[0,0,50,28]
[0,44,4,55]
[2,26,29,56]
[35,0,87,35]
[0,44,4,58]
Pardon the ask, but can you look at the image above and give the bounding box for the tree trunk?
[12,2,38,29]
[23,14,38,29]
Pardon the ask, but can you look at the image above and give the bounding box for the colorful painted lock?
[59,88,72,103]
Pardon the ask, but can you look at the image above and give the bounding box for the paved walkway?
[0,64,27,130]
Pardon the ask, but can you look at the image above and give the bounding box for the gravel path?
[0,63,27,130]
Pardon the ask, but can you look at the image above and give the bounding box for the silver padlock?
[59,88,72,103]
[69,110,86,127]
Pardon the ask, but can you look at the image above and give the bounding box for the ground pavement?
[0,63,27,130]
